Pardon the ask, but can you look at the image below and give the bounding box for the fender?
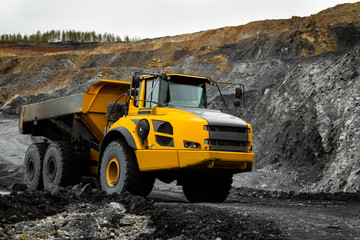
[101,126,137,151]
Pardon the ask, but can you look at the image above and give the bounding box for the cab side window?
[145,78,160,107]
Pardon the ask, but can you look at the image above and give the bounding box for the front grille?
[207,125,248,133]
[205,125,249,152]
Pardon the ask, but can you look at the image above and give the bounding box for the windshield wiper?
[214,82,229,109]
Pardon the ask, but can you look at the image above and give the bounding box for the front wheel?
[99,140,154,196]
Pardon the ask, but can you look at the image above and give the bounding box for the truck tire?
[23,143,47,191]
[99,140,154,196]
[182,174,233,203]
[42,141,80,190]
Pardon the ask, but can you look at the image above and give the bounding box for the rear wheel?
[99,140,154,196]
[182,174,233,203]
[23,143,47,190]
[42,141,80,190]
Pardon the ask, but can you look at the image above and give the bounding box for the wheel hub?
[47,157,57,182]
[106,157,120,187]
[27,158,35,181]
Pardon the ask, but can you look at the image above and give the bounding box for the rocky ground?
[1,181,360,240]
[0,185,285,240]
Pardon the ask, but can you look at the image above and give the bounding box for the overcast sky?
[0,0,358,39]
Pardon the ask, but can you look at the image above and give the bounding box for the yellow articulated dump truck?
[19,72,254,202]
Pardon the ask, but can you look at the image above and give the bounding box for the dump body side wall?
[19,93,83,134]
[19,79,131,141]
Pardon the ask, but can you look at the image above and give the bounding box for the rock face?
[232,47,360,193]
[0,2,359,192]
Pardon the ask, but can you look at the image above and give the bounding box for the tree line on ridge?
[0,30,140,43]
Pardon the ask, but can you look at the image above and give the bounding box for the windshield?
[145,78,206,108]
[165,82,205,108]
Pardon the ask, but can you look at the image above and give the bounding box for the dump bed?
[19,79,130,141]
[19,93,83,132]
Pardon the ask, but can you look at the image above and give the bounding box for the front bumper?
[135,149,254,172]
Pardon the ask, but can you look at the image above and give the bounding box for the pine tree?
[15,33,22,41]
[34,31,41,42]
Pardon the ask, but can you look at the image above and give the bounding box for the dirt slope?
[0,2,359,101]
[0,2,359,59]
[0,2,359,194]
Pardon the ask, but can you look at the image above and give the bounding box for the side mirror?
[233,100,241,107]
[235,87,243,99]
[131,76,141,88]
[234,85,245,107]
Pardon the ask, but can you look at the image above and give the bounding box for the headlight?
[137,119,150,144]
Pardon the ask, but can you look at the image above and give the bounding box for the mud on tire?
[23,143,48,191]
[42,141,81,190]
[99,140,154,196]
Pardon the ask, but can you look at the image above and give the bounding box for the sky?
[0,0,358,39]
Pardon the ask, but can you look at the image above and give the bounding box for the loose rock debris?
[1,202,152,240]
[0,183,285,240]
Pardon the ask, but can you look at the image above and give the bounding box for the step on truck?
[19,72,254,202]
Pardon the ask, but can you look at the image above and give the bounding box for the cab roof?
[137,72,213,85]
